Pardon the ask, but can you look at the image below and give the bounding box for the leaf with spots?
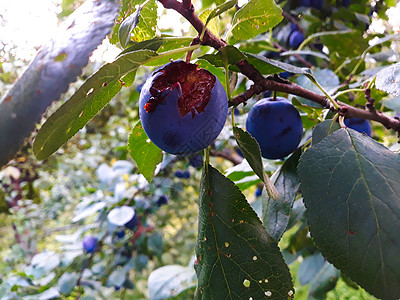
[128,120,163,183]
[298,128,400,299]
[233,127,279,200]
[195,165,294,299]
[230,0,283,41]
[0,0,120,167]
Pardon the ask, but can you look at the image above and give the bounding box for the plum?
[125,213,139,230]
[116,229,125,239]
[246,97,303,159]
[83,236,98,253]
[156,195,169,207]
[139,60,228,155]
[289,30,305,49]
[344,118,372,136]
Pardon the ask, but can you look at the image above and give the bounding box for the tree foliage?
[1,0,400,299]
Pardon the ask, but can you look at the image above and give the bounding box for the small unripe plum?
[83,236,98,253]
[139,61,228,155]
[344,118,372,136]
[289,31,305,49]
[246,97,303,159]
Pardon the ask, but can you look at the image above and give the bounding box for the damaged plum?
[139,60,228,155]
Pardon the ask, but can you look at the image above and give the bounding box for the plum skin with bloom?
[246,97,303,159]
[139,61,228,156]
[344,118,372,136]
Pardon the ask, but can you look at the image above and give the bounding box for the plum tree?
[139,60,228,155]
[344,117,372,136]
[246,97,303,159]
[82,236,98,253]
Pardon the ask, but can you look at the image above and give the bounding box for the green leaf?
[298,252,325,286]
[200,45,246,68]
[308,262,340,299]
[128,121,162,183]
[320,31,368,57]
[199,10,220,37]
[205,0,237,27]
[245,53,312,75]
[296,68,340,107]
[375,62,400,96]
[33,50,158,160]
[231,0,283,40]
[311,120,341,146]
[262,149,301,242]
[279,50,330,61]
[195,165,294,299]
[131,0,157,42]
[119,6,142,48]
[298,128,400,299]
[0,0,119,167]
[233,127,279,199]
[148,265,196,300]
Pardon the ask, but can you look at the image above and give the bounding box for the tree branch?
[157,0,400,135]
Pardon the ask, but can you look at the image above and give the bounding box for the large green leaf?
[128,120,163,183]
[195,165,294,299]
[233,127,279,199]
[262,149,301,242]
[200,45,246,68]
[245,53,312,75]
[33,50,158,160]
[298,128,400,299]
[311,120,341,146]
[0,0,120,167]
[231,0,283,40]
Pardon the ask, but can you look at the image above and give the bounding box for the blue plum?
[116,229,125,239]
[83,236,98,253]
[156,195,169,207]
[139,61,228,155]
[344,118,372,136]
[189,154,203,168]
[246,97,303,159]
[310,0,323,8]
[125,213,139,230]
[299,0,311,6]
[255,187,262,197]
[289,30,305,49]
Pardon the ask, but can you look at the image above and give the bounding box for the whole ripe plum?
[83,236,98,253]
[344,118,372,136]
[246,97,303,159]
[139,61,228,155]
